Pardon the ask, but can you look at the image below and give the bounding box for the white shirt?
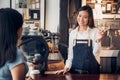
[65,27,101,70]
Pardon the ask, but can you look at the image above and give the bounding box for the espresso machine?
[19,35,49,76]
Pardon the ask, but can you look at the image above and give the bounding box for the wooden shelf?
[22,0,41,29]
[24,19,40,21]
[102,14,120,19]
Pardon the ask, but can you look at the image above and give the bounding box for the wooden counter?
[36,73,120,80]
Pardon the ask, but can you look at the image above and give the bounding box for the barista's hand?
[96,30,105,43]
[99,29,105,38]
[55,67,69,75]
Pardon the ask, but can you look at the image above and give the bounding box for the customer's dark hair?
[0,8,23,67]
[77,5,95,28]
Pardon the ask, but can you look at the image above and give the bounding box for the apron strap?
[88,28,91,47]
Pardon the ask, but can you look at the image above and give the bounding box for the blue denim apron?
[70,31,100,74]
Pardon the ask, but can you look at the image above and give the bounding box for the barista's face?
[77,10,89,27]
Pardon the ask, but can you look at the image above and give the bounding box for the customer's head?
[0,8,23,67]
[76,5,95,28]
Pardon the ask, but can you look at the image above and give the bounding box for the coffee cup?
[30,70,40,80]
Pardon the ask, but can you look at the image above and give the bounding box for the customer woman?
[0,8,28,80]
[56,5,104,74]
